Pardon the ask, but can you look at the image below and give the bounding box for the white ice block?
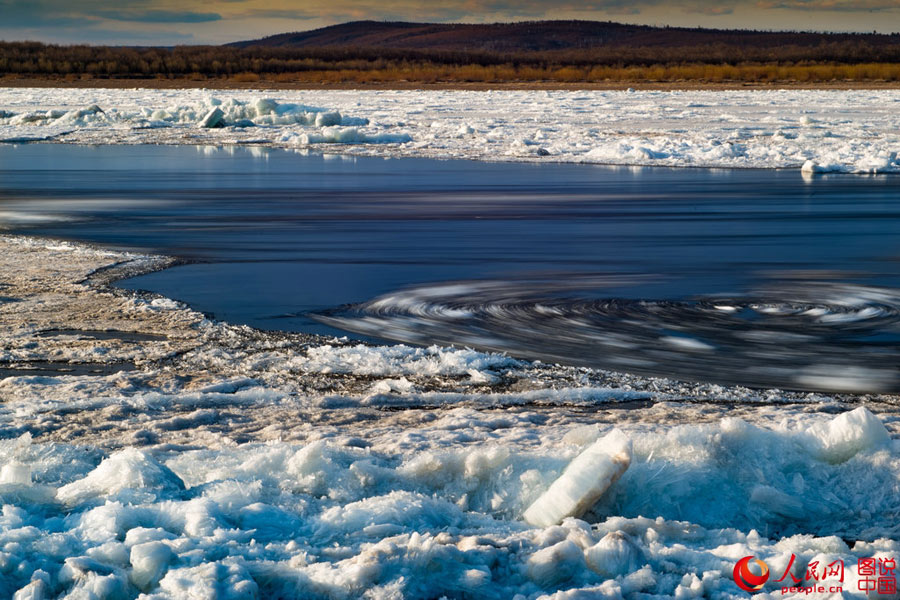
[523,428,632,527]
[198,107,225,129]
[0,461,31,485]
[806,406,890,463]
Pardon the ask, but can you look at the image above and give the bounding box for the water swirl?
[314,276,900,393]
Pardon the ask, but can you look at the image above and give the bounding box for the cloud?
[74,28,197,42]
[683,4,737,15]
[97,9,222,23]
[1,0,898,45]
[0,25,197,44]
[0,0,92,28]
[756,0,900,10]
[237,9,318,20]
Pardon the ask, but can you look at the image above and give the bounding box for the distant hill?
[4,19,900,85]
[229,20,899,54]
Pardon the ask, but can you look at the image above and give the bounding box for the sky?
[1,0,898,45]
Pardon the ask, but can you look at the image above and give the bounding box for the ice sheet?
[2,88,900,172]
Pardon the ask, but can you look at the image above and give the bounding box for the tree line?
[1,40,899,81]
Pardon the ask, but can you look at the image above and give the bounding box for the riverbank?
[5,76,900,91]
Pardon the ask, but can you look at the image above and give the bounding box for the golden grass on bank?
[231,72,261,82]
[239,62,900,84]
[5,59,900,85]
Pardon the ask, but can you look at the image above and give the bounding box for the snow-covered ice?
[0,234,899,598]
[2,87,900,172]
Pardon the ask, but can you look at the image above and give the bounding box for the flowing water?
[3,143,900,391]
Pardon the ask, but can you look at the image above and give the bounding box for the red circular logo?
[733,556,770,593]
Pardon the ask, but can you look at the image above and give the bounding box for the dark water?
[2,144,900,391]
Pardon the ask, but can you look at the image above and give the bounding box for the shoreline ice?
[2,87,900,173]
[0,234,899,598]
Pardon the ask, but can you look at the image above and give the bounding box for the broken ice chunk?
[523,428,632,527]
[527,540,585,587]
[315,111,342,127]
[749,484,806,519]
[130,541,175,591]
[805,406,890,463]
[0,461,31,485]
[198,107,225,129]
[585,531,644,577]
[56,448,185,504]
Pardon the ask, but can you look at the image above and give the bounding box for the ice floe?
[2,88,900,172]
